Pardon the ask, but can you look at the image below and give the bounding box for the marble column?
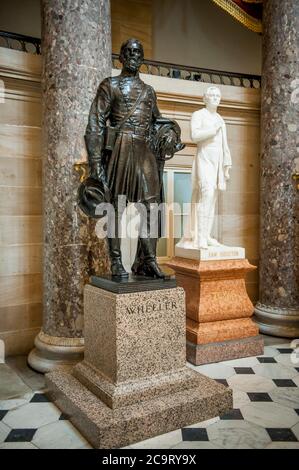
[254,0,299,337]
[28,0,111,372]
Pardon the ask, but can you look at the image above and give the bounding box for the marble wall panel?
[0,273,42,307]
[0,124,41,159]
[0,215,42,245]
[0,48,42,355]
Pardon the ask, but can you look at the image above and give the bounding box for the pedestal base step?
[46,369,232,449]
[73,361,208,409]
[187,335,264,366]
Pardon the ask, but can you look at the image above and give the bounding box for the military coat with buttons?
[85,73,161,204]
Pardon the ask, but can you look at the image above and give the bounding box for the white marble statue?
[177,86,232,251]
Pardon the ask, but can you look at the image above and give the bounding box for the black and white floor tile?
[0,338,298,449]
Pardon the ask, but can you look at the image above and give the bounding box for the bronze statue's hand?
[90,162,106,184]
[163,130,177,155]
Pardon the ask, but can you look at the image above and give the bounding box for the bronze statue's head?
[119,38,144,73]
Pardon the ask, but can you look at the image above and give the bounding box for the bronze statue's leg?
[107,237,129,277]
[133,202,165,279]
[107,203,129,277]
[131,239,145,275]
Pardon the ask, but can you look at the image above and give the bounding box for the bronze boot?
[107,237,129,278]
[139,238,165,279]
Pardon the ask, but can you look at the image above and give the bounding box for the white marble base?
[175,244,245,261]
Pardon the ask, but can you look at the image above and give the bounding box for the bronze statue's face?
[120,42,143,73]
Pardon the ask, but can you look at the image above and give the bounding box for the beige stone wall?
[152,0,262,75]
[0,47,42,355]
[0,0,153,60]
[0,0,41,38]
[0,48,260,355]
[111,0,152,59]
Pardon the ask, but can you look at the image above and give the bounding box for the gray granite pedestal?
[46,283,232,448]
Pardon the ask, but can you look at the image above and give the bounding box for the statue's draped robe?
[180,108,232,247]
[191,108,231,196]
[85,75,161,204]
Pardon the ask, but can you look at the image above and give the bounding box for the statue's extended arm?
[84,78,111,181]
[191,113,217,143]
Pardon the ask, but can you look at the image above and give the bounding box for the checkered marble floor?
[0,336,299,449]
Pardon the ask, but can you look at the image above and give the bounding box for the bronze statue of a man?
[83,38,184,278]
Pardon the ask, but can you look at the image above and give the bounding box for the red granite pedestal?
[166,258,264,365]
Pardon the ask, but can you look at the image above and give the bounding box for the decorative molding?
[38,329,85,347]
[255,302,299,318]
[0,31,41,55]
[0,32,261,88]
[157,92,260,112]
[0,64,41,83]
[0,47,41,82]
[212,0,262,33]
[1,76,41,103]
[28,330,84,372]
[112,54,261,88]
